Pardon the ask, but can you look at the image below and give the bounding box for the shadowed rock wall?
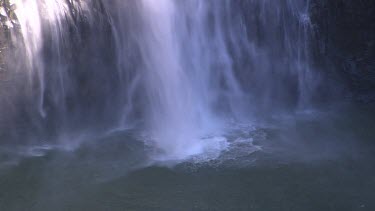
[310,0,375,102]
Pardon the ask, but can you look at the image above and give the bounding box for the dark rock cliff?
[310,0,375,102]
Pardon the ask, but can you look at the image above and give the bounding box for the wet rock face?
[0,0,18,29]
[0,1,17,142]
[0,0,18,81]
[310,0,375,102]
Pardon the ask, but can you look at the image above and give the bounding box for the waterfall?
[138,0,250,158]
[139,0,209,157]
[1,0,317,160]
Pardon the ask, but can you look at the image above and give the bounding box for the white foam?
[145,134,229,163]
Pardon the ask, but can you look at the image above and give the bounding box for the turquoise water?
[1,105,374,211]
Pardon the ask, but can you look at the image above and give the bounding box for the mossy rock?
[9,4,16,11]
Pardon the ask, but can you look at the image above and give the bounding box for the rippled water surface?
[1,105,374,211]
